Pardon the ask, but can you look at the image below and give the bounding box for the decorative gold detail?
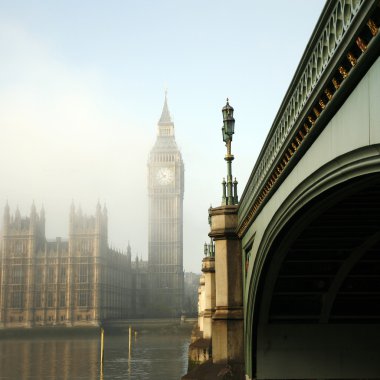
[347,52,357,67]
[356,36,367,52]
[285,153,290,161]
[338,66,348,79]
[295,137,301,146]
[332,77,340,90]
[308,115,315,125]
[319,99,326,109]
[367,19,378,36]
[276,167,281,174]
[313,107,320,117]
[324,88,333,100]
[288,148,294,156]
[299,130,304,139]
[291,142,297,151]
[304,123,310,133]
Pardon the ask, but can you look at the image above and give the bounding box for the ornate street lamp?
[221,99,238,205]
[222,99,235,143]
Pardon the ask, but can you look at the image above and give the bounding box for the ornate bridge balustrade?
[238,0,380,237]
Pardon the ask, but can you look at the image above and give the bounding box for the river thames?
[0,320,193,380]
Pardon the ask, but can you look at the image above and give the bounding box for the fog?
[0,0,325,272]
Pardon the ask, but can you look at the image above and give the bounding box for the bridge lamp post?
[221,99,237,205]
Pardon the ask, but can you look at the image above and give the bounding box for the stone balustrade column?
[209,204,244,366]
[201,256,215,339]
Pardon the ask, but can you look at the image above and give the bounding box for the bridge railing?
[238,0,380,236]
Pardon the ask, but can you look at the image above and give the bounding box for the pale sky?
[0,0,326,272]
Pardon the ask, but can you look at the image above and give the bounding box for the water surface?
[0,320,193,380]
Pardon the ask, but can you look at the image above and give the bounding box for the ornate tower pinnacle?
[158,92,174,136]
[221,99,238,205]
[30,201,37,233]
[30,201,37,219]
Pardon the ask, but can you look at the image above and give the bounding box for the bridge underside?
[255,173,380,379]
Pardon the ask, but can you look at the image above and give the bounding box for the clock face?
[156,167,174,185]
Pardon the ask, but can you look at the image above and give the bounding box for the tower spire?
[158,91,173,126]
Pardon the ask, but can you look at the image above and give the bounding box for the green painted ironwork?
[221,99,238,206]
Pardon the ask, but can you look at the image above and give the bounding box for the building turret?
[127,242,132,261]
[3,202,10,235]
[29,201,37,234]
[28,202,39,258]
[102,204,108,238]
[40,205,45,238]
[95,201,102,233]
[14,207,21,230]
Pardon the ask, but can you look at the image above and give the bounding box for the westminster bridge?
[240,1,380,378]
[184,1,380,379]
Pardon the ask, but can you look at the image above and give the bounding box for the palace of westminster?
[0,96,195,328]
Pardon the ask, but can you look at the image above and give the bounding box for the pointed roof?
[31,200,36,214]
[158,91,173,126]
[15,206,21,220]
[3,201,10,222]
[96,200,101,215]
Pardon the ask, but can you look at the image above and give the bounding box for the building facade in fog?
[147,95,185,316]
[0,202,148,328]
[0,96,189,327]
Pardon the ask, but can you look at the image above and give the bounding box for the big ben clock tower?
[148,93,184,316]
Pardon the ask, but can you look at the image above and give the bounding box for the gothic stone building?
[0,202,146,328]
[148,94,185,317]
[0,95,187,327]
